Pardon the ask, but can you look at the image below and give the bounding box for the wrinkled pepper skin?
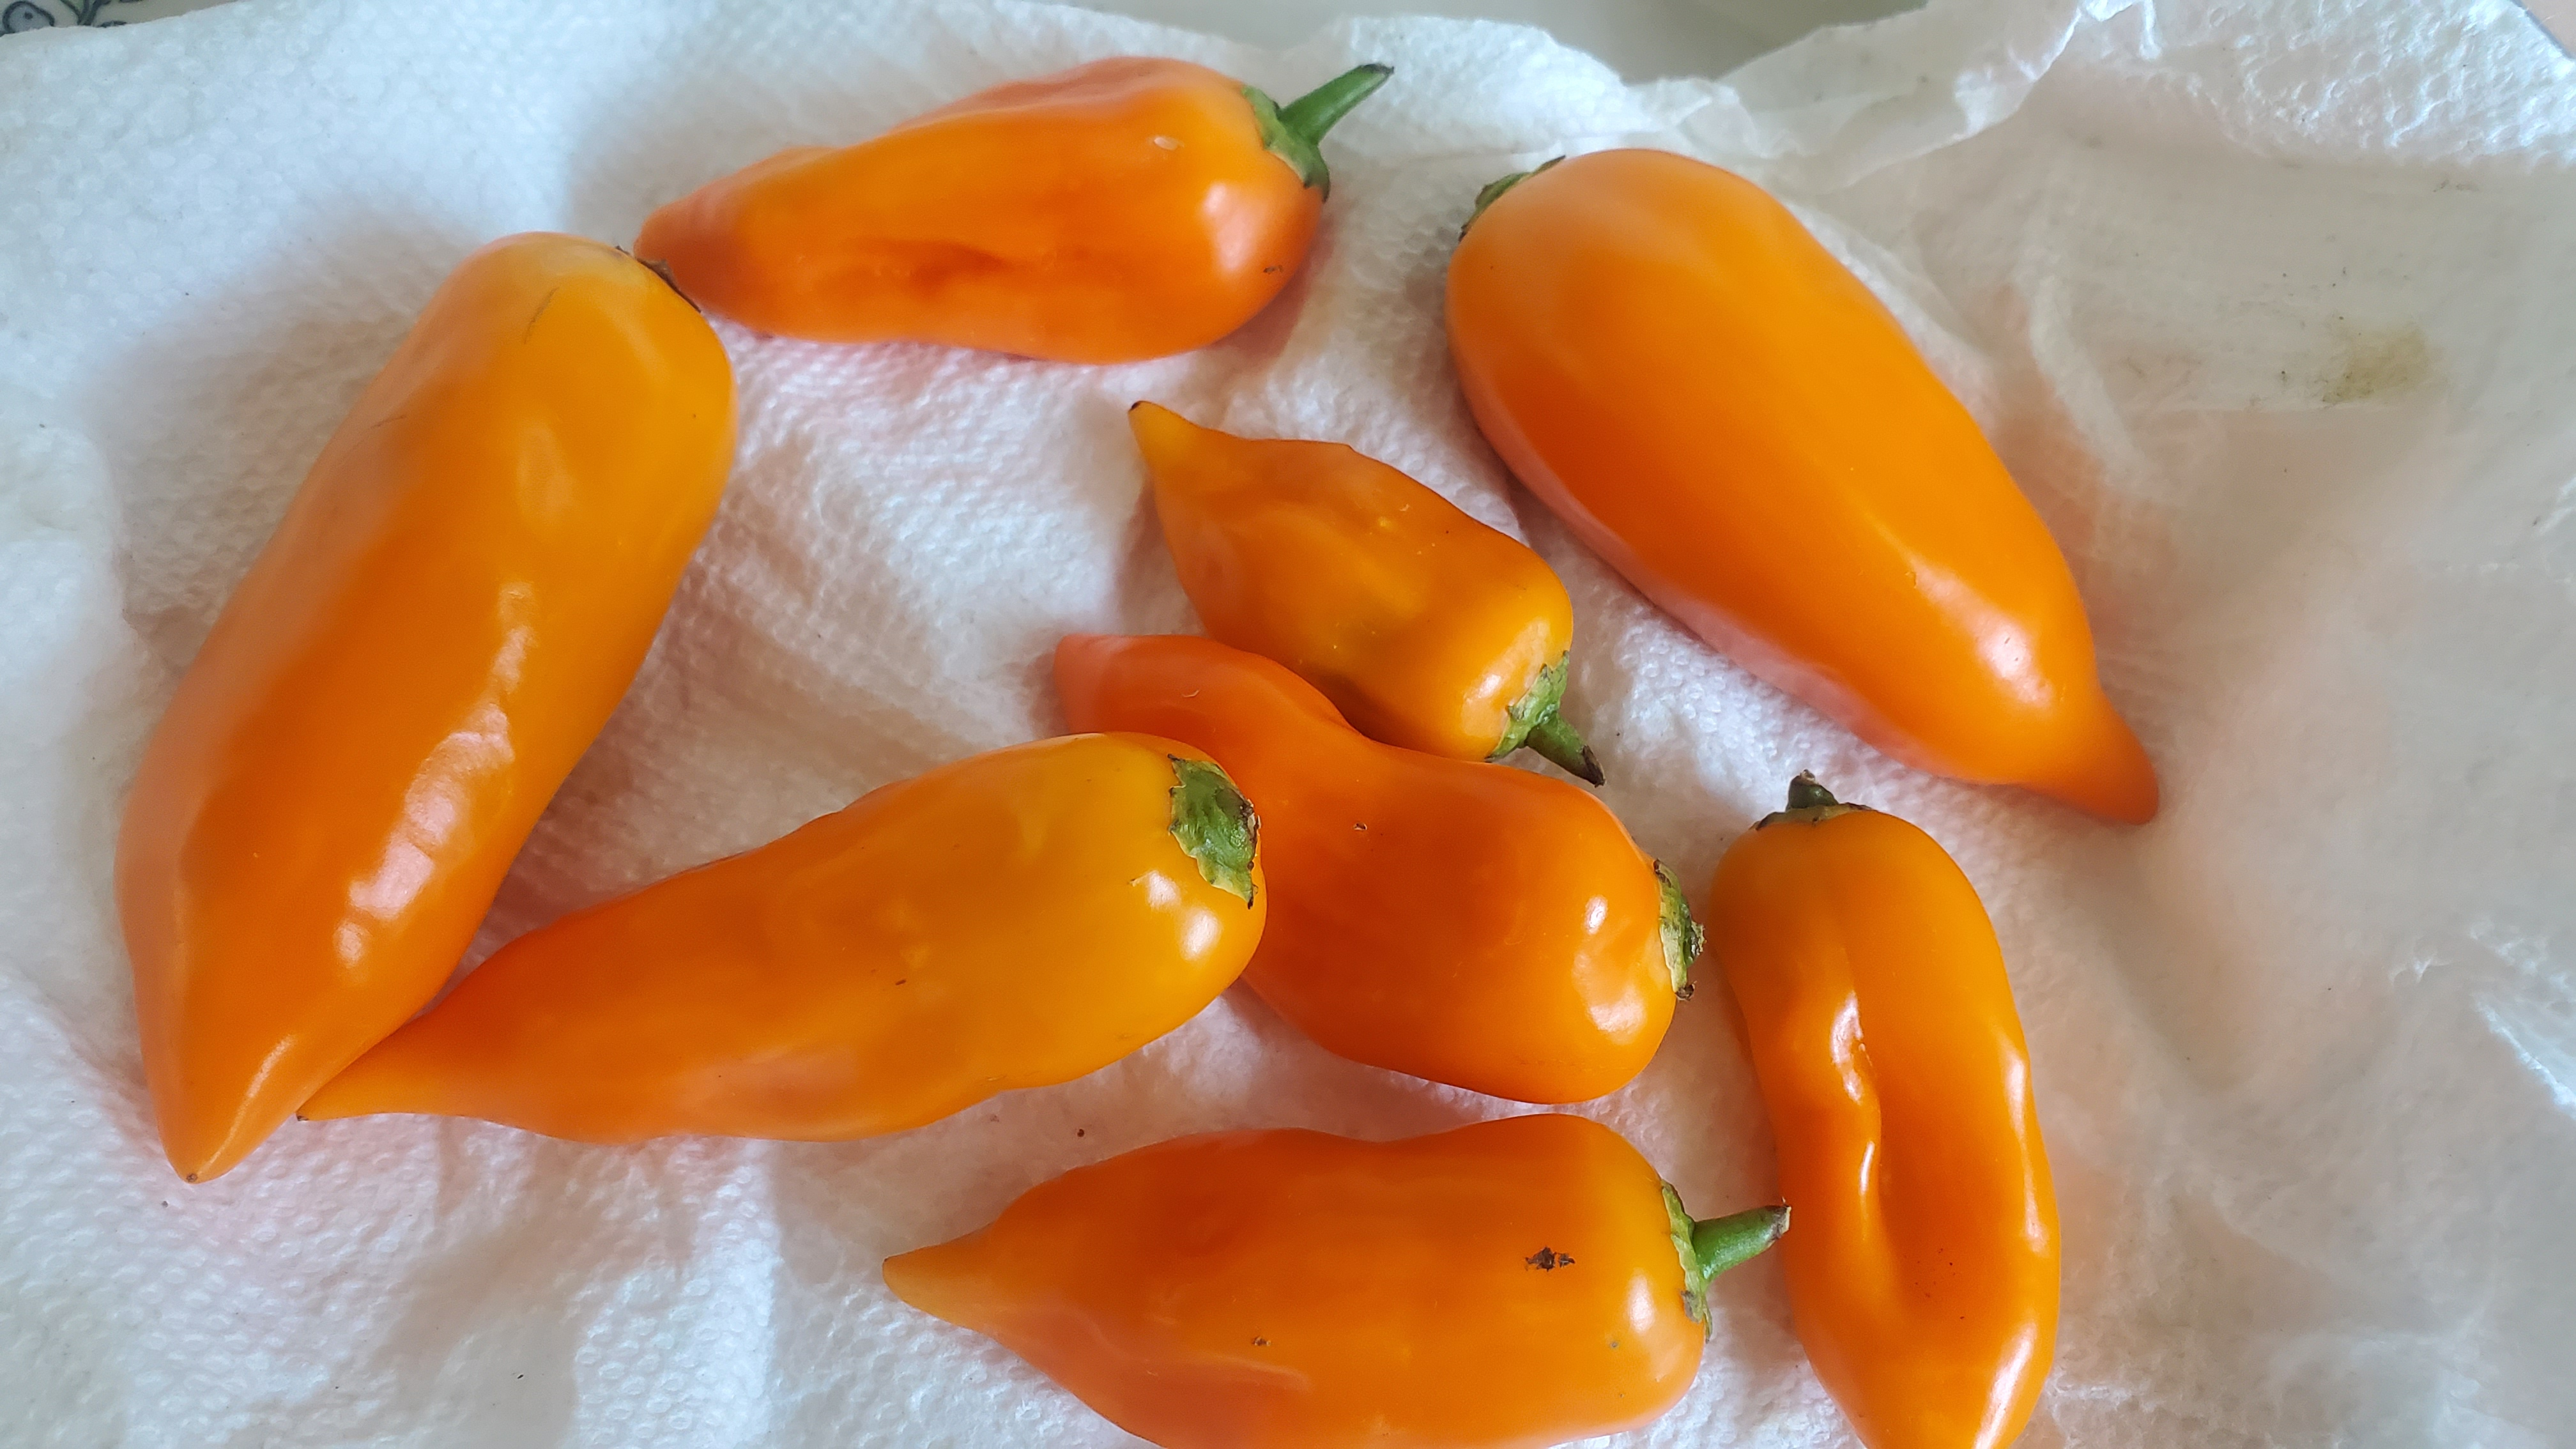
[1712,776,2060,1449]
[1131,401,1600,783]
[635,57,1391,362]
[302,735,1265,1144]
[1055,634,1690,1103]
[884,1112,1788,1449]
[1448,149,2157,823]
[114,234,736,1182]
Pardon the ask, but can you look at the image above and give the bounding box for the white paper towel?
[3,0,2573,1444]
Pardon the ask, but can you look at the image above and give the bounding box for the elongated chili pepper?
[1448,150,2156,822]
[114,234,736,1182]
[1055,633,1692,1103]
[301,735,1264,1144]
[885,1112,1787,1449]
[634,57,1392,362]
[1130,402,1600,782]
[1712,774,2059,1449]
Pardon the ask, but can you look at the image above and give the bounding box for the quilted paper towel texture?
[2,0,2572,1444]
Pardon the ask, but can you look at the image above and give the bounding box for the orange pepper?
[1054,633,1692,1103]
[301,735,1264,1143]
[1447,150,2157,823]
[634,57,1392,362]
[884,1112,1787,1449]
[114,233,736,1183]
[1130,401,1600,783]
[1711,774,2060,1449]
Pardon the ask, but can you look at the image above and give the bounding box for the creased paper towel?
[3,0,2573,1443]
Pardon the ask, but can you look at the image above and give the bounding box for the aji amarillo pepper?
[634,57,1392,363]
[1447,149,2158,823]
[884,1112,1789,1449]
[1055,633,1692,1103]
[1711,774,2059,1449]
[115,233,736,1183]
[300,735,1264,1144]
[1130,401,1601,783]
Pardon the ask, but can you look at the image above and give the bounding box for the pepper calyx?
[1655,860,1703,999]
[1169,756,1260,906]
[1665,1183,1790,1335]
[1245,62,1393,199]
[1491,653,1602,785]
[1462,155,1563,236]
[1756,770,1871,829]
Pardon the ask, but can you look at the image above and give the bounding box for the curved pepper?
[1055,633,1692,1103]
[301,735,1264,1143]
[1130,401,1600,783]
[1711,774,2060,1449]
[635,57,1392,362]
[1448,149,2156,822]
[114,233,736,1182]
[885,1112,1787,1449]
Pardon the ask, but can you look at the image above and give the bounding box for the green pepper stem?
[1758,771,1869,829]
[1664,1184,1789,1334]
[1690,1204,1790,1282]
[1245,63,1393,198]
[1522,713,1603,785]
[1278,63,1393,146]
[1491,653,1603,785]
[1785,772,1839,811]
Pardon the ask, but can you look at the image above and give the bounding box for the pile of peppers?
[117,49,2152,1449]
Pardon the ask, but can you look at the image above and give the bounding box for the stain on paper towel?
[2317,323,2434,404]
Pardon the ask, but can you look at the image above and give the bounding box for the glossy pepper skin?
[302,735,1264,1144]
[1055,633,1692,1103]
[884,1112,1788,1449]
[634,57,1392,362]
[114,234,736,1182]
[1130,401,1601,783]
[1712,775,2060,1449]
[1448,149,2157,823]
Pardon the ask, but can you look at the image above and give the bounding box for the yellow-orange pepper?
[885,1112,1788,1449]
[115,233,736,1182]
[1055,633,1690,1103]
[1131,401,1599,783]
[302,735,1264,1143]
[1448,150,2157,822]
[635,57,1392,362]
[1712,774,2060,1449]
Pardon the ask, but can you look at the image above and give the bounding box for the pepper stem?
[1245,63,1393,199]
[1757,770,1870,829]
[1692,1206,1791,1285]
[1786,772,1839,811]
[1522,714,1602,785]
[1491,653,1603,785]
[1462,156,1563,236]
[1168,756,1259,906]
[1654,861,1703,999]
[1664,1184,1790,1334]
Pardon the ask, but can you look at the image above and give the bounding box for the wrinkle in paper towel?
[0,0,2572,1445]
